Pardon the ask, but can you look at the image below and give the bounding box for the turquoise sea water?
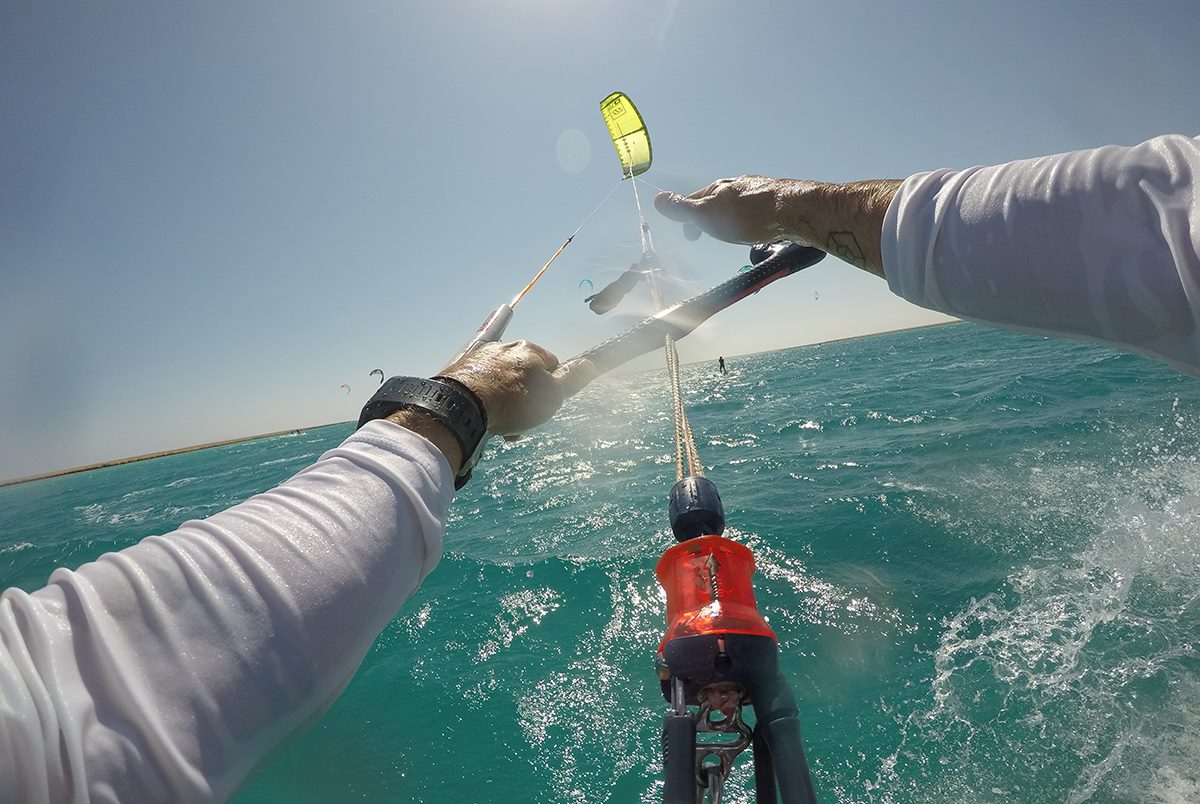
[3,322,1200,803]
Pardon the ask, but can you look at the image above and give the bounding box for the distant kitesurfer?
[718,356,726,374]
[655,134,1200,377]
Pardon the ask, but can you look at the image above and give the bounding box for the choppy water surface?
[3,322,1199,803]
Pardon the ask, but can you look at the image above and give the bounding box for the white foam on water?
[472,587,562,664]
[748,533,906,636]
[514,565,664,802]
[875,441,1200,801]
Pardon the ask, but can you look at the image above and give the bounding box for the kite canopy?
[600,92,651,178]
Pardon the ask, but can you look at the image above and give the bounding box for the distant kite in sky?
[369,368,384,384]
[340,384,351,395]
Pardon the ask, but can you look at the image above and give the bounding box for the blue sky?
[3,0,1198,480]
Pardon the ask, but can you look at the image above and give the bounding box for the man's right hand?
[654,176,902,279]
[653,176,820,245]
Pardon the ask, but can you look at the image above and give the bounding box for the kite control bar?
[572,241,825,373]
[452,241,824,371]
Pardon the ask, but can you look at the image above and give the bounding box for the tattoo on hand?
[826,232,865,267]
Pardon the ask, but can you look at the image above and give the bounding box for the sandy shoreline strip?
[0,423,348,489]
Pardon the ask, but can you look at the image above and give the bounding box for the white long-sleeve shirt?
[0,421,454,803]
[882,133,1200,375]
[4,134,1200,804]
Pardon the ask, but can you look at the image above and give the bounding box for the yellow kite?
[600,91,652,178]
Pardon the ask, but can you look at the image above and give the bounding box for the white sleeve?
[881,134,1200,375]
[0,421,454,804]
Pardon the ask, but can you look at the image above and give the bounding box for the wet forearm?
[386,408,464,473]
[779,179,901,279]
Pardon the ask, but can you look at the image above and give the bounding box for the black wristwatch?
[357,376,489,489]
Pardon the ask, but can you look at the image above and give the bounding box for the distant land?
[2,321,962,488]
[0,424,348,489]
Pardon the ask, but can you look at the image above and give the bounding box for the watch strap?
[357,376,488,489]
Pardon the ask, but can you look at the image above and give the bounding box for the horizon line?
[1,320,961,488]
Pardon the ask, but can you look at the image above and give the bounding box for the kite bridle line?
[628,167,656,259]
[624,165,698,480]
[448,178,623,364]
[510,179,624,308]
